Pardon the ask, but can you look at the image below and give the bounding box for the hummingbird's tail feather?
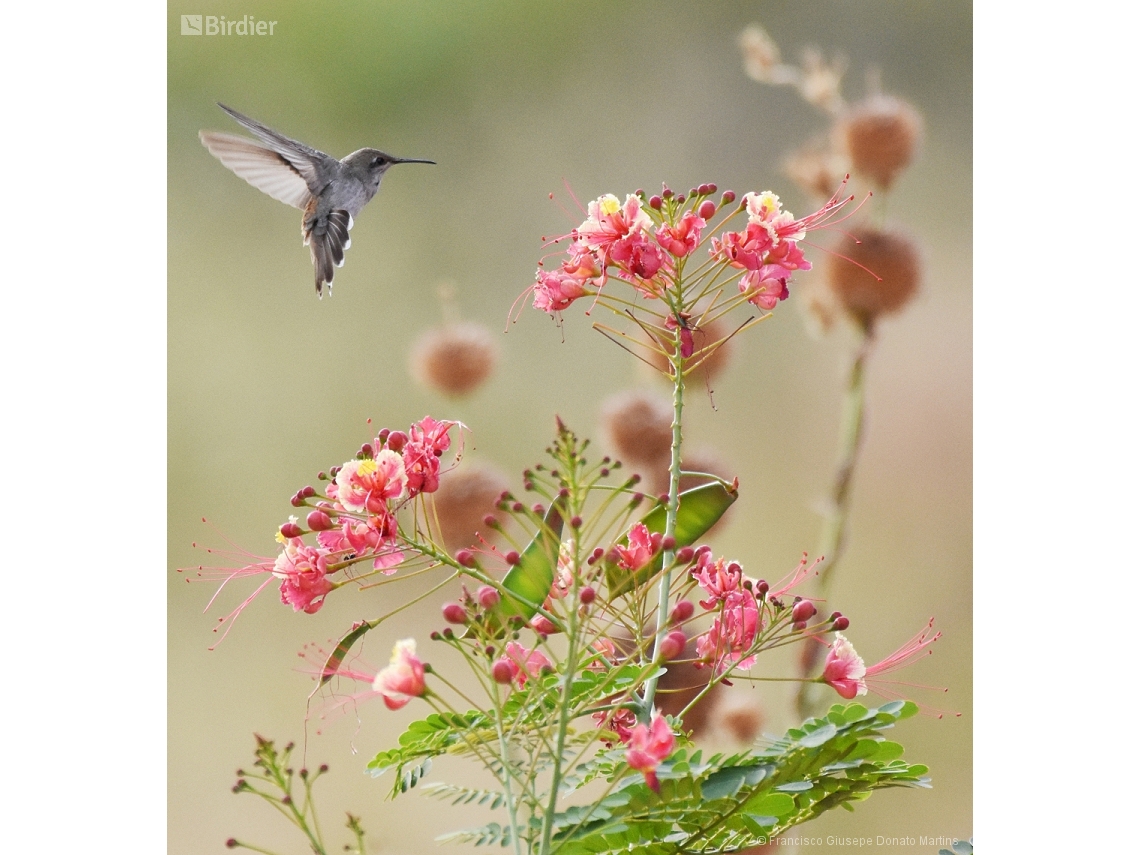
[304,210,354,298]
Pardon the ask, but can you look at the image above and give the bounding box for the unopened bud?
[792,620,807,632]
[456,549,476,568]
[832,616,850,631]
[754,580,769,597]
[570,515,583,528]
[290,492,304,507]
[658,630,687,661]
[477,585,500,608]
[531,615,557,636]
[360,443,374,459]
[504,551,521,566]
[442,603,467,624]
[670,600,695,624]
[492,659,514,684]
[386,431,408,452]
[279,522,303,539]
[721,190,735,205]
[661,534,676,551]
[306,510,333,531]
[579,586,596,605]
[791,600,817,622]
[698,200,716,220]
[225,839,239,849]
[649,195,663,209]
[442,627,454,639]
[675,545,695,564]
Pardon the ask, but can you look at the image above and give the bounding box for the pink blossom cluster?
[225,417,458,617]
[531,182,852,317]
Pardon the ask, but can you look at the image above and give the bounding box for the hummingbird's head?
[344,148,436,189]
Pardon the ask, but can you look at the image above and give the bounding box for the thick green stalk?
[795,325,875,718]
[641,321,685,714]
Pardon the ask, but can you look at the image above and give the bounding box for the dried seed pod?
[432,462,510,551]
[835,94,923,190]
[410,321,499,397]
[600,390,674,467]
[825,226,921,327]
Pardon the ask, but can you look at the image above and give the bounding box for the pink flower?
[656,211,706,258]
[609,231,668,284]
[533,267,593,313]
[575,194,653,261]
[497,641,554,688]
[333,450,407,514]
[710,184,852,310]
[593,705,637,746]
[403,417,456,495]
[625,712,676,793]
[372,638,427,710]
[272,538,335,614]
[820,633,867,699]
[612,523,660,572]
[695,588,760,674]
[691,552,744,609]
[316,513,404,573]
[820,620,941,700]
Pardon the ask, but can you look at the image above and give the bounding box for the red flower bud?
[670,600,695,624]
[832,616,850,631]
[661,534,676,551]
[791,600,817,622]
[442,603,467,624]
[491,660,514,684]
[698,200,716,220]
[649,195,663,209]
[579,586,596,605]
[306,510,333,531]
[386,431,408,452]
[279,522,303,539]
[675,546,695,564]
[456,549,476,568]
[504,551,521,566]
[721,190,736,205]
[477,585,500,608]
[658,630,687,661]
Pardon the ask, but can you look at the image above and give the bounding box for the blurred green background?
[169,2,971,853]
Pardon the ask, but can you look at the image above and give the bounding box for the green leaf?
[319,619,377,686]
[494,496,566,622]
[605,479,738,596]
[742,792,796,817]
[798,722,837,747]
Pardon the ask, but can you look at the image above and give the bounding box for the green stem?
[795,324,875,718]
[641,312,685,715]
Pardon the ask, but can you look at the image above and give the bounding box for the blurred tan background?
[168,2,971,853]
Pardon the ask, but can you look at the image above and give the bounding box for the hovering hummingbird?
[199,103,435,297]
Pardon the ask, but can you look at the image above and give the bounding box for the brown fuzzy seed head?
[431,463,511,551]
[410,322,499,397]
[715,692,766,744]
[836,95,923,190]
[825,227,921,326]
[646,316,733,381]
[600,390,674,466]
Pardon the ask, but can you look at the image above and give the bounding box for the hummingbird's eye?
[371,155,387,168]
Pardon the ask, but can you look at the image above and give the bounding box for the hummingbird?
[199,103,435,297]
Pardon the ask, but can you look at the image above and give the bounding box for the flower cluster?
[530,183,852,323]
[203,417,459,628]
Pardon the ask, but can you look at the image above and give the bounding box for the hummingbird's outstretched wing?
[303,208,353,298]
[199,103,337,208]
[199,130,316,209]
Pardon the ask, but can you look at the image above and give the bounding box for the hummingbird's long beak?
[391,156,436,165]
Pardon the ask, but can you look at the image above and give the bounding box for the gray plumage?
[199,103,434,297]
